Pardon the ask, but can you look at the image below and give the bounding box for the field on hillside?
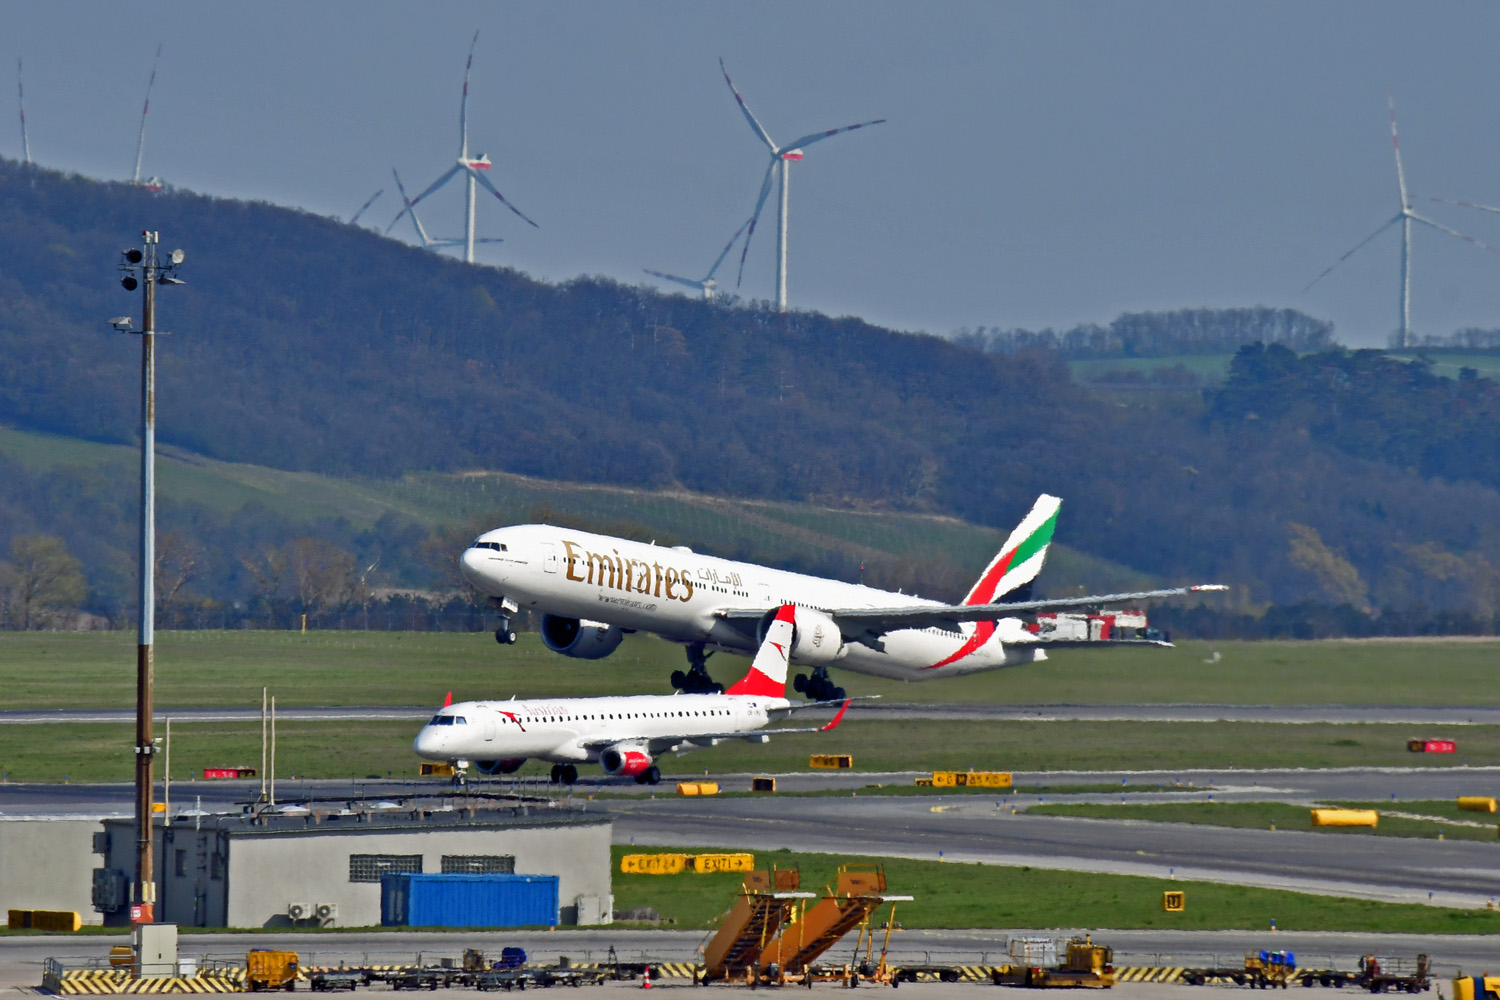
[5,719,1497,783]
[2,630,1497,710]
[0,424,1147,596]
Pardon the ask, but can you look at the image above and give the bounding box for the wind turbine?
[386,31,536,263]
[644,217,753,300]
[131,44,164,191]
[389,167,502,251]
[718,58,884,313]
[1306,98,1499,348]
[17,58,30,164]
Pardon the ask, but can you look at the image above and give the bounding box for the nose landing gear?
[491,597,520,645]
[792,665,845,702]
[670,643,725,694]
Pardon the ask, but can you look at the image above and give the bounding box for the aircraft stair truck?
[754,864,913,986]
[699,869,814,984]
[991,936,1116,989]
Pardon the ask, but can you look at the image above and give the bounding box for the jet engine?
[540,615,625,659]
[474,759,525,775]
[757,606,845,666]
[600,744,653,777]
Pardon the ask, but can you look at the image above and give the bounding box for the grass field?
[609,846,1500,933]
[5,719,1496,783]
[1025,801,1500,844]
[5,630,1500,710]
[1067,355,1234,384]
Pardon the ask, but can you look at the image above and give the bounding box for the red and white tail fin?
[962,494,1061,606]
[726,604,795,697]
[443,691,453,707]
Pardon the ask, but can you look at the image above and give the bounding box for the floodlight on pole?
[113,230,185,926]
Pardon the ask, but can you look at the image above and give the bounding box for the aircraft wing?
[574,700,854,756]
[715,585,1225,638]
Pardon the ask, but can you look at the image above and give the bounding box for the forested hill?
[6,156,1500,627]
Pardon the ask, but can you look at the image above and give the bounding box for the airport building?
[5,799,612,929]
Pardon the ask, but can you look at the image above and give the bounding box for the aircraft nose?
[413,726,442,759]
[459,547,503,591]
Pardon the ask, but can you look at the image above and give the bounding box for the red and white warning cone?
[641,966,653,989]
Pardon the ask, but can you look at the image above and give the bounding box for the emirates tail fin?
[726,604,795,697]
[963,495,1060,606]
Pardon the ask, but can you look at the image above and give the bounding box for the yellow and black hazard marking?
[53,972,242,994]
[651,963,700,979]
[1115,966,1187,982]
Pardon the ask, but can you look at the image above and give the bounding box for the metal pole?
[260,687,268,804]
[134,230,159,924]
[270,695,276,807]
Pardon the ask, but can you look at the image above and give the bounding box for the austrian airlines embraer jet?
[415,604,846,784]
[460,494,1225,699]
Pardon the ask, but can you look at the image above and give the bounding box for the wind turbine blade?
[1388,96,1409,210]
[460,30,478,159]
[736,161,777,287]
[1302,214,1402,293]
[472,168,539,228]
[17,58,29,165]
[133,43,162,183]
[1409,213,1500,256]
[386,167,436,246]
[405,163,465,208]
[782,118,887,154]
[644,268,703,290]
[1430,197,1500,216]
[705,217,754,281]
[719,58,777,151]
[349,189,383,226]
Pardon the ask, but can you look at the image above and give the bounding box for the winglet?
[443,691,453,707]
[818,699,851,732]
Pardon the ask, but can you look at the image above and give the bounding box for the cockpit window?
[427,715,467,726]
[472,541,508,552]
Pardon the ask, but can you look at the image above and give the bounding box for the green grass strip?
[609,846,1500,934]
[1026,801,1500,844]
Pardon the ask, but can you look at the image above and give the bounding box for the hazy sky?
[12,2,1500,346]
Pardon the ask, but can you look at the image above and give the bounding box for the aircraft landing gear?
[792,665,845,702]
[491,597,519,645]
[671,643,724,694]
[633,765,662,785]
[549,763,578,785]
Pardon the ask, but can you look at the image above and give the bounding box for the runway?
[5,703,1500,725]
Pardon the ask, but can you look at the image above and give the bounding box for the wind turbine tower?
[1307,99,1497,348]
[718,58,884,312]
[387,31,536,264]
[17,58,30,164]
[132,44,163,191]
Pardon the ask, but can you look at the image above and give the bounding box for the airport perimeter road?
[2,928,1496,990]
[5,703,1500,725]
[604,794,1500,908]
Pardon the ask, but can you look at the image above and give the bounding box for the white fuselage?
[460,524,1044,681]
[413,691,784,766]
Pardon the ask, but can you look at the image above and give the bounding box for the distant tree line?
[954,307,1335,358]
[1394,327,1500,350]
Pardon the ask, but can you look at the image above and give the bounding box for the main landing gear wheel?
[794,665,845,702]
[549,764,579,785]
[632,765,662,786]
[672,644,724,694]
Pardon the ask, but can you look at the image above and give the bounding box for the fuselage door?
[541,542,558,574]
[483,713,496,743]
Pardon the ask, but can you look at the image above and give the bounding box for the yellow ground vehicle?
[247,950,299,991]
[991,936,1115,988]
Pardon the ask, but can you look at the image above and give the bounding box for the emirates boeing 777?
[415,604,848,784]
[460,494,1225,699]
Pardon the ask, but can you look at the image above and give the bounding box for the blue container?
[380,873,559,928]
